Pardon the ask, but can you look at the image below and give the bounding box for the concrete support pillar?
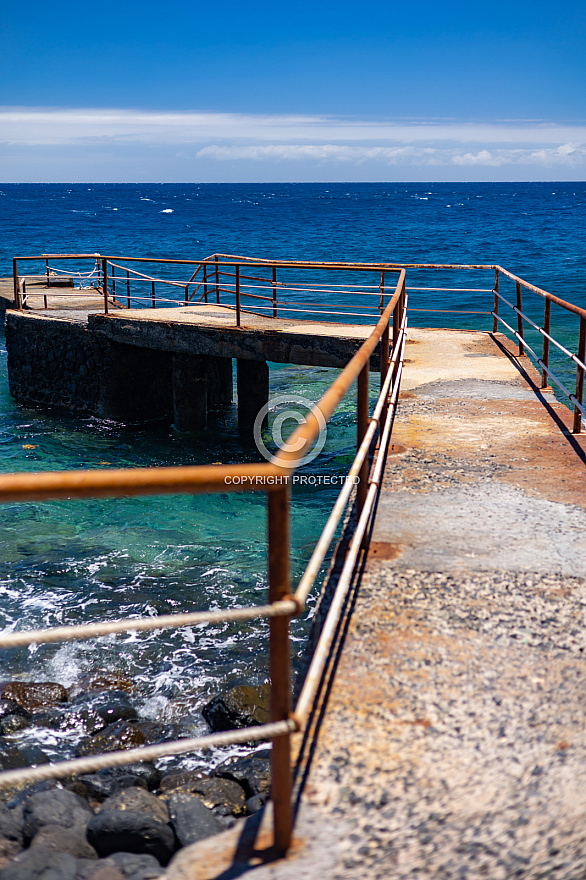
[206,356,233,409]
[172,354,208,432]
[237,359,269,434]
[99,341,172,422]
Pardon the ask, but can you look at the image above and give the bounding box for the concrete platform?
[166,328,586,879]
[89,304,379,369]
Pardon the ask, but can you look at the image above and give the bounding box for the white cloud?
[1,108,586,150]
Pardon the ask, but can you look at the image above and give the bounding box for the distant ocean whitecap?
[160,209,174,214]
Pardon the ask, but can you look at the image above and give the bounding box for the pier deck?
[167,327,586,879]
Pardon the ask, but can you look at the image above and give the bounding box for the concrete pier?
[165,328,586,880]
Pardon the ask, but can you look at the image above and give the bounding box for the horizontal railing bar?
[495,291,586,372]
[15,254,405,272]
[409,309,492,315]
[0,463,289,503]
[0,720,298,790]
[0,600,298,650]
[406,286,493,293]
[496,266,586,321]
[492,312,586,418]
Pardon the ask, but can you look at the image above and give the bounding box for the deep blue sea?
[0,182,585,767]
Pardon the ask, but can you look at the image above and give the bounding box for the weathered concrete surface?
[167,328,586,879]
[89,304,381,369]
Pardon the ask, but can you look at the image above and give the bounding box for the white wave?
[160,208,174,213]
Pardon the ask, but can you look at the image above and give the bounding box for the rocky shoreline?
[0,677,272,877]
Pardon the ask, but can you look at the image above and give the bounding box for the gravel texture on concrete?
[166,329,586,879]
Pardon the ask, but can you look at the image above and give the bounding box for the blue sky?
[1,0,585,181]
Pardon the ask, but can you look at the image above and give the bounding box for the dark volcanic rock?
[0,703,30,724]
[32,706,106,736]
[72,692,138,727]
[23,789,92,841]
[76,861,124,880]
[86,811,175,865]
[0,682,68,713]
[0,805,23,848]
[213,749,271,798]
[202,684,270,732]
[246,794,266,814]
[167,792,223,847]
[71,672,133,697]
[31,823,98,859]
[160,770,247,816]
[107,852,163,877]
[99,788,169,824]
[0,743,49,773]
[0,846,77,879]
[0,716,29,736]
[0,838,22,872]
[77,765,161,801]
[76,721,146,757]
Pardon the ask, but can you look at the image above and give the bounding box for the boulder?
[0,716,29,736]
[0,682,68,713]
[30,823,98,859]
[70,673,133,697]
[98,789,168,824]
[0,703,30,724]
[213,749,271,798]
[0,837,22,872]
[160,771,247,816]
[167,792,223,847]
[86,812,175,865]
[0,805,23,849]
[76,765,161,801]
[76,722,146,758]
[0,744,49,774]
[22,789,92,841]
[202,684,269,732]
[0,846,77,879]
[107,852,164,878]
[72,692,138,726]
[76,861,124,880]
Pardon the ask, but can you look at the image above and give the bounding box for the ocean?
[0,182,585,767]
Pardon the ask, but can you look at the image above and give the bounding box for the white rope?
[0,720,297,789]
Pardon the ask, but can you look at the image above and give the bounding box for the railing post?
[184,284,189,307]
[573,316,586,434]
[267,483,292,855]
[45,259,49,287]
[493,268,499,333]
[379,270,385,316]
[516,281,524,355]
[542,298,551,388]
[126,270,131,309]
[102,259,109,315]
[214,255,220,304]
[111,264,116,299]
[13,259,20,310]
[272,266,278,318]
[203,263,208,303]
[380,324,389,428]
[235,264,241,327]
[357,363,369,514]
[151,280,156,309]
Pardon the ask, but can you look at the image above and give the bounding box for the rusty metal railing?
[0,267,407,855]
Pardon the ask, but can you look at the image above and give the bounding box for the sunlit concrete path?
[167,328,586,879]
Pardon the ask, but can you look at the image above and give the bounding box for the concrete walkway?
[167,328,586,879]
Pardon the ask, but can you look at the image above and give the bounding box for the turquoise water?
[0,182,585,764]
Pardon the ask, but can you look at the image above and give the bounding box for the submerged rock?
[0,744,49,774]
[0,704,30,724]
[76,721,146,757]
[202,684,270,732]
[0,682,68,713]
[0,717,29,737]
[70,672,133,697]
